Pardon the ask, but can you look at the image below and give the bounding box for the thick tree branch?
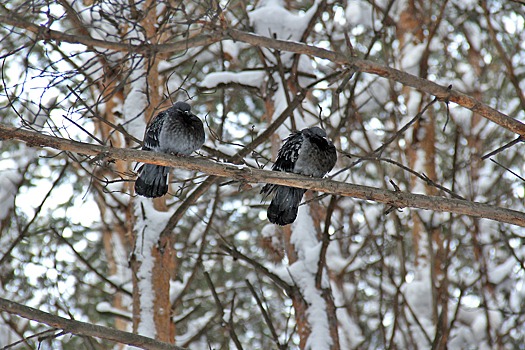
[222,28,525,137]
[2,123,525,227]
[0,13,222,55]
[0,297,185,350]
[2,13,523,137]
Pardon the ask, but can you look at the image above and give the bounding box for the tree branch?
[1,123,525,227]
[222,28,525,138]
[2,11,523,138]
[0,297,185,350]
[0,13,222,56]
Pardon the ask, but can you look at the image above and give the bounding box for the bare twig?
[53,229,132,297]
[0,163,69,266]
[481,136,523,160]
[202,270,243,350]
[219,243,293,294]
[245,280,284,349]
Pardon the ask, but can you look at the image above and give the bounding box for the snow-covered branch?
[2,123,525,227]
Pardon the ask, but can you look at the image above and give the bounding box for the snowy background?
[1,0,525,349]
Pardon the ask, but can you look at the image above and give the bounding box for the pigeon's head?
[304,126,327,139]
[174,101,192,115]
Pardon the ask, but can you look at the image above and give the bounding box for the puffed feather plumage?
[261,127,337,225]
[135,102,205,198]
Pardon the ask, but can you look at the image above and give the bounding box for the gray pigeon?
[135,102,205,198]
[261,127,337,225]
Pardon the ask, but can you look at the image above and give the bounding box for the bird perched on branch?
[135,101,205,198]
[261,127,337,226]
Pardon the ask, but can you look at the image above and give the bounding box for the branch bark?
[0,297,185,350]
[2,123,525,227]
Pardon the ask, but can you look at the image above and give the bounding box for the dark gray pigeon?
[135,101,205,198]
[261,127,337,225]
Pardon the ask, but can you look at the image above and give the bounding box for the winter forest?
[1,0,525,349]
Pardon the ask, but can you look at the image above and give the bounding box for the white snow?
[219,40,250,62]
[169,271,192,303]
[117,12,165,336]
[261,223,281,248]
[0,282,25,347]
[455,0,477,11]
[272,79,320,140]
[354,75,391,113]
[245,0,324,138]
[347,0,407,27]
[0,98,51,224]
[267,205,336,349]
[448,325,476,350]
[200,70,266,89]
[454,306,503,348]
[401,265,435,346]
[0,167,23,222]
[248,0,318,47]
[290,206,320,262]
[175,311,216,345]
[132,197,173,338]
[122,61,148,140]
[345,1,374,28]
[399,42,426,76]
[463,22,482,51]
[325,241,350,275]
[488,257,516,284]
[405,90,423,119]
[332,282,364,348]
[289,205,332,350]
[451,106,474,135]
[247,0,319,85]
[110,231,132,292]
[96,301,132,319]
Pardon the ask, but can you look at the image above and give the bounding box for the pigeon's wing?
[261,131,304,197]
[143,111,167,151]
[272,131,304,172]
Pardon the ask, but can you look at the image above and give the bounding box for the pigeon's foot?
[170,151,187,157]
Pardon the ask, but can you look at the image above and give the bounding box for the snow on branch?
[200,71,266,89]
[2,123,525,227]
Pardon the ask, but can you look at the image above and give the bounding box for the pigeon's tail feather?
[267,186,306,226]
[135,164,170,198]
